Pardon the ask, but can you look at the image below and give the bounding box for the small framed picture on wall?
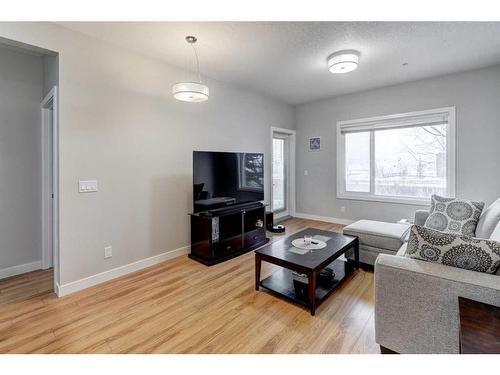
[309,137,321,151]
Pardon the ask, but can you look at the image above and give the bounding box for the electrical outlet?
[104,246,112,259]
[304,170,308,176]
[340,206,346,213]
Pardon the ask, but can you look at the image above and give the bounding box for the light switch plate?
[104,246,112,259]
[79,180,98,193]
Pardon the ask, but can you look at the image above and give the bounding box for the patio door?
[272,131,290,217]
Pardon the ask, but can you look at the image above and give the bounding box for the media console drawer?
[213,236,243,256]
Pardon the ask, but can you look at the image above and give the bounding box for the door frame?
[41,86,60,295]
[270,126,296,220]
[271,132,289,216]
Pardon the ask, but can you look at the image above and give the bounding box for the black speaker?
[265,211,274,230]
[266,211,286,233]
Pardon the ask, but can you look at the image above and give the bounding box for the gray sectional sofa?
[343,198,500,354]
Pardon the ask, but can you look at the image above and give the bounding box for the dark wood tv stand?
[189,202,269,265]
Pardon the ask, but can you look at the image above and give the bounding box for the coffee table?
[255,228,359,315]
[458,297,500,353]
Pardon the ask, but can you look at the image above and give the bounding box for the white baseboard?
[274,213,292,223]
[294,212,354,226]
[54,282,61,297]
[0,260,42,280]
[57,245,190,297]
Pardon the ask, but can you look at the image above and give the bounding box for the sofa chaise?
[342,198,500,353]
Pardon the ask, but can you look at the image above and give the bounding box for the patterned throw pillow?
[405,225,500,274]
[424,195,485,237]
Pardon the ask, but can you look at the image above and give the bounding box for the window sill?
[336,193,431,206]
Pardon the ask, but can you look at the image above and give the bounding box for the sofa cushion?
[475,198,500,239]
[424,195,484,237]
[343,220,410,252]
[414,210,430,226]
[405,225,500,274]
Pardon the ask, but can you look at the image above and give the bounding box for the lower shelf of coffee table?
[259,259,352,307]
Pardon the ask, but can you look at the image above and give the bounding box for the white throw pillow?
[489,220,500,242]
[476,198,500,238]
[490,222,500,276]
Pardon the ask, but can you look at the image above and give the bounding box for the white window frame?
[336,107,456,206]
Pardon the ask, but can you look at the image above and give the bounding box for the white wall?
[0,23,294,285]
[295,64,500,223]
[0,46,44,271]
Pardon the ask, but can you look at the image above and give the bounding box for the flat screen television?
[193,151,264,213]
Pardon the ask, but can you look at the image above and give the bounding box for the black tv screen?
[193,151,264,213]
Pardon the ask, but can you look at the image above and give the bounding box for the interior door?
[272,132,289,217]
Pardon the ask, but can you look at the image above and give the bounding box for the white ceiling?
[58,22,500,105]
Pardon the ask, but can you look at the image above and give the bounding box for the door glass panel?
[272,137,286,212]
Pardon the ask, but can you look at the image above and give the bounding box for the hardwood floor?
[0,218,378,354]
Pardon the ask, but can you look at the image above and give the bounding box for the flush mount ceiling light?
[172,36,209,102]
[327,50,360,74]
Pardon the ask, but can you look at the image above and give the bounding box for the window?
[337,107,455,205]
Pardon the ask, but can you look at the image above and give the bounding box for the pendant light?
[172,36,210,102]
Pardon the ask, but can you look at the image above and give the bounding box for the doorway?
[271,127,296,220]
[41,86,60,294]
